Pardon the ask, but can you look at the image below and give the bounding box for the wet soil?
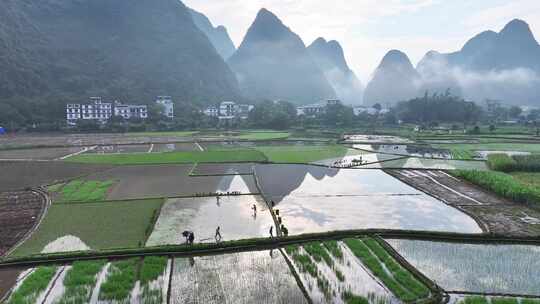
[0,267,26,301]
[191,163,255,176]
[87,165,259,200]
[0,147,84,160]
[387,169,540,236]
[0,191,46,256]
[0,161,113,191]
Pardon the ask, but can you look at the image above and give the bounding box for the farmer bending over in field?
[215,226,222,242]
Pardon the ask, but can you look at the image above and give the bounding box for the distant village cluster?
[65,97,391,126]
[66,96,174,126]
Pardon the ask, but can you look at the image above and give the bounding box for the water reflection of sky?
[386,240,540,295]
[274,195,482,234]
[147,195,274,246]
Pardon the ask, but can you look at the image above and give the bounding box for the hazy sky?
[183,0,540,84]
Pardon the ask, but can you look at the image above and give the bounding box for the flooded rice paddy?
[285,241,396,304]
[343,135,413,144]
[170,250,307,304]
[360,157,488,170]
[353,144,452,159]
[255,164,482,234]
[386,239,540,296]
[146,195,274,246]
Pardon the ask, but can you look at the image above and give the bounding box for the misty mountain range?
[0,0,539,123]
[365,19,540,107]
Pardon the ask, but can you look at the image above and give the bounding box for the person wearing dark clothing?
[215,226,222,242]
[188,232,195,245]
[269,226,273,238]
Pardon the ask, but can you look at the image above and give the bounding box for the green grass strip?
[303,242,333,267]
[7,266,58,304]
[98,258,138,301]
[458,296,489,304]
[57,260,107,304]
[66,150,267,165]
[140,256,168,303]
[363,239,430,298]
[344,238,417,302]
[323,240,343,261]
[491,298,519,304]
[342,291,369,304]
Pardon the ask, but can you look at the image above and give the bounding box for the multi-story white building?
[67,97,147,125]
[67,97,113,125]
[219,101,236,118]
[296,99,342,117]
[203,101,254,120]
[203,106,219,117]
[156,96,174,118]
[114,102,148,120]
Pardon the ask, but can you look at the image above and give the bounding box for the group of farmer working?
[182,200,288,245]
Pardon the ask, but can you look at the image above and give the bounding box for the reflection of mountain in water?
[254,164,339,202]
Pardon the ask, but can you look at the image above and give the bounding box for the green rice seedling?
[98,259,138,302]
[491,298,519,304]
[323,240,343,261]
[521,299,540,304]
[7,266,58,304]
[335,269,345,282]
[342,291,369,304]
[513,154,540,172]
[459,296,489,304]
[284,245,299,255]
[487,154,517,172]
[303,242,333,267]
[291,253,318,278]
[140,256,168,285]
[57,180,114,203]
[58,260,107,304]
[451,170,540,205]
[317,276,332,301]
[363,239,430,298]
[344,239,416,302]
[450,149,475,160]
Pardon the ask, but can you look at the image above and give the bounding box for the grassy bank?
[451,170,540,206]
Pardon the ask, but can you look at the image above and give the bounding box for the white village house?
[67,96,174,125]
[203,101,254,120]
[156,96,174,119]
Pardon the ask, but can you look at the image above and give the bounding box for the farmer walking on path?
[215,226,222,242]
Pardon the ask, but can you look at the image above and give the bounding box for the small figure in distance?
[182,230,191,244]
[252,204,257,213]
[188,231,195,245]
[269,226,273,238]
[281,225,289,237]
[215,226,222,243]
[271,201,275,208]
